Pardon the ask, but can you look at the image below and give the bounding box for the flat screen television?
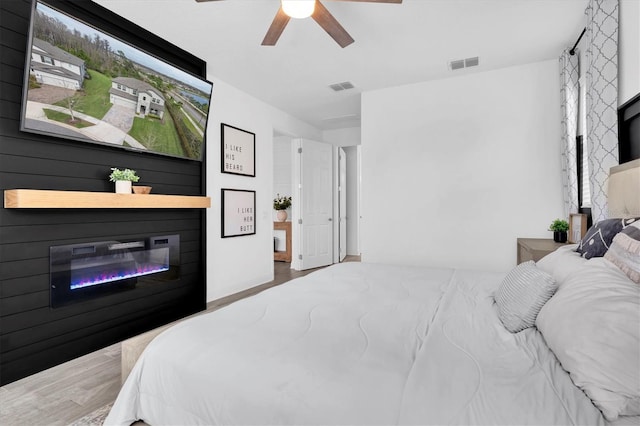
[20,0,213,161]
[618,92,640,164]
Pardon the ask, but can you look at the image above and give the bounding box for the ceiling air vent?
[329,81,355,92]
[450,59,465,70]
[465,56,479,67]
[449,56,479,71]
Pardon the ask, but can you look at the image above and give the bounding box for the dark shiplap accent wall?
[0,0,207,385]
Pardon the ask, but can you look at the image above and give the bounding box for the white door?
[338,148,347,262]
[299,139,333,270]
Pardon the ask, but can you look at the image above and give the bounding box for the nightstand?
[274,221,292,262]
[517,238,570,264]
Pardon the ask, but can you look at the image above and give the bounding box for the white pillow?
[536,243,586,285]
[494,261,557,333]
[605,221,640,284]
[536,258,640,420]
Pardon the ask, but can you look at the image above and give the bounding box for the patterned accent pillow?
[494,261,557,333]
[576,217,640,259]
[605,222,640,283]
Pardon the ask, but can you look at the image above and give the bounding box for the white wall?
[619,0,640,105]
[207,79,321,302]
[361,60,563,272]
[273,135,294,222]
[322,127,361,147]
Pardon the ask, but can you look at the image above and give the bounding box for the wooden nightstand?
[517,238,570,264]
[274,221,292,262]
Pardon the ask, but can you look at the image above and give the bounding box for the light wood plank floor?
[0,257,360,425]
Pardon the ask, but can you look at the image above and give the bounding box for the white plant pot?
[115,180,132,194]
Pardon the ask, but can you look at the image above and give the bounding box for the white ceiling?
[93,0,588,130]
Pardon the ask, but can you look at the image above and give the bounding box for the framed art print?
[221,123,255,177]
[221,189,256,238]
[569,213,587,243]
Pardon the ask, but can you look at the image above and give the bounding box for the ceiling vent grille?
[465,56,479,67]
[450,59,465,70]
[449,56,479,71]
[329,81,355,92]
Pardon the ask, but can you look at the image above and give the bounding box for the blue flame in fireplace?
[70,263,169,290]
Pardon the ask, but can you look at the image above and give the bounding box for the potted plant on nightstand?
[109,167,140,194]
[549,218,569,243]
[273,194,292,222]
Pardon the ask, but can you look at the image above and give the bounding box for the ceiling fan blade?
[194,0,225,2]
[312,1,354,48]
[262,7,291,46]
[333,0,402,3]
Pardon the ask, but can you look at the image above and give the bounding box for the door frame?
[334,147,347,263]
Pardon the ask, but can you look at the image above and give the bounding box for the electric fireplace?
[50,234,179,308]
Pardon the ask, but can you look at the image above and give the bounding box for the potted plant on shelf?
[109,167,140,194]
[273,194,292,222]
[549,218,569,243]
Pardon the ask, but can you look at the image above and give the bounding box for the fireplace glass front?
[50,234,179,308]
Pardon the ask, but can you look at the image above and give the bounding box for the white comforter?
[105,262,605,425]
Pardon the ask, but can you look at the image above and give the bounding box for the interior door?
[339,148,347,262]
[300,139,333,270]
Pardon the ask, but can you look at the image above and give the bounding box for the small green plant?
[109,167,140,182]
[273,194,292,210]
[548,219,569,232]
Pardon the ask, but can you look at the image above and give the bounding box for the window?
[40,55,53,65]
[577,74,591,208]
[576,45,592,227]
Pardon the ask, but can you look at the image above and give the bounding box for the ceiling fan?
[195,0,403,48]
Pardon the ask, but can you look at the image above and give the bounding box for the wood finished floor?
[0,257,360,425]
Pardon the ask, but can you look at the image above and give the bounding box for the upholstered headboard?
[608,158,640,217]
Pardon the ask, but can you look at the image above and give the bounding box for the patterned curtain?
[585,0,619,222]
[560,49,580,217]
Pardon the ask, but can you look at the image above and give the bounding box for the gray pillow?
[576,217,640,259]
[494,261,557,333]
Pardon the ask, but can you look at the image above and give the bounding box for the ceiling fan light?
[281,0,315,19]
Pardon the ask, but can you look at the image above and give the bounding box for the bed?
[105,160,640,426]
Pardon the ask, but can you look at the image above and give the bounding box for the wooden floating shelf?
[4,189,211,209]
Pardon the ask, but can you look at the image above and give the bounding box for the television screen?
[20,0,213,161]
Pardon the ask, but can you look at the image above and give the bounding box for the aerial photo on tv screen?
[22,0,213,161]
